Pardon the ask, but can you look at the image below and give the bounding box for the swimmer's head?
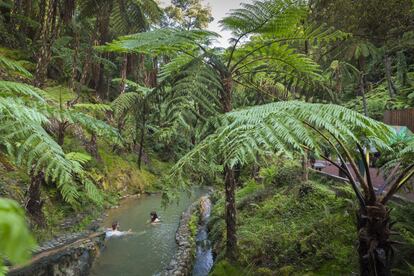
[111,221,119,230]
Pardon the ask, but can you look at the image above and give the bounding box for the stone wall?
[163,201,199,276]
[7,232,105,276]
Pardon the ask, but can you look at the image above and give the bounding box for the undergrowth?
[209,162,414,275]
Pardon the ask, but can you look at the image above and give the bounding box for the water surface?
[192,196,213,276]
[90,189,205,276]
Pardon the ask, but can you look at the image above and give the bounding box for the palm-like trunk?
[221,74,238,260]
[70,31,80,92]
[301,152,309,181]
[95,2,113,98]
[87,132,101,161]
[360,73,368,117]
[357,203,392,276]
[119,54,128,94]
[224,165,237,260]
[26,169,46,226]
[384,55,397,98]
[137,102,147,169]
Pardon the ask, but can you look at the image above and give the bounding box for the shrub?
[259,159,302,187]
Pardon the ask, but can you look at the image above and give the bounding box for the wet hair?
[150,211,158,222]
[111,221,119,230]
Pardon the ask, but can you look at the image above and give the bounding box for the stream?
[192,196,213,276]
[89,188,209,276]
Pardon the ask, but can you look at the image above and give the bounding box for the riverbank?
[207,164,414,275]
[164,193,213,276]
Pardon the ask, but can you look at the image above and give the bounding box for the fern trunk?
[26,170,45,226]
[119,54,128,94]
[56,121,67,146]
[357,203,392,276]
[87,133,101,161]
[359,73,368,117]
[384,55,397,98]
[95,2,113,98]
[224,165,237,261]
[137,101,147,170]
[221,74,238,260]
[301,151,308,181]
[137,123,145,170]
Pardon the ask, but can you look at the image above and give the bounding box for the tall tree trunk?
[360,73,368,117]
[224,165,237,260]
[69,30,80,91]
[56,121,67,146]
[119,53,128,94]
[34,0,60,87]
[26,169,46,226]
[87,132,101,161]
[357,203,392,276]
[95,3,113,98]
[137,103,147,169]
[221,73,237,260]
[384,55,397,98]
[301,152,308,181]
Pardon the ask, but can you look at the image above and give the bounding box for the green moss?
[210,260,246,276]
[188,211,199,252]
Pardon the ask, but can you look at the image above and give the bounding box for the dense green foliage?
[0,0,414,274]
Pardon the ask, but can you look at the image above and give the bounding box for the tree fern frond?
[66,152,92,165]
[111,92,142,117]
[101,28,218,55]
[0,55,32,78]
[68,111,122,145]
[220,0,307,38]
[168,101,393,182]
[0,81,46,102]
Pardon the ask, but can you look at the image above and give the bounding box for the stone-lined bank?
[163,193,213,276]
[163,200,199,276]
[7,231,105,276]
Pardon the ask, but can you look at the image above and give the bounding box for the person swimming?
[150,211,160,223]
[105,221,132,238]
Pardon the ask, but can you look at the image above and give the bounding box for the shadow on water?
[89,188,206,276]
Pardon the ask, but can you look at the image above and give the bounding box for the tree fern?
[0,56,116,205]
[169,101,393,177]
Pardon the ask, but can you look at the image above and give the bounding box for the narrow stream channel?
[90,188,207,276]
[192,196,213,276]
